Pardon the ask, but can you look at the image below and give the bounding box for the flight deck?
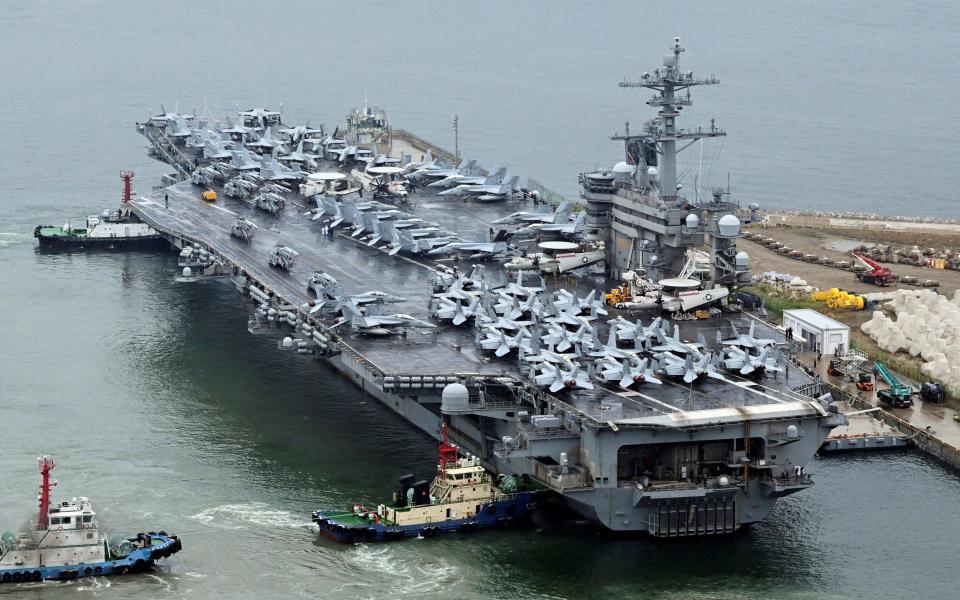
[131,180,817,425]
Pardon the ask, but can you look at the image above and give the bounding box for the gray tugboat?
[0,457,181,583]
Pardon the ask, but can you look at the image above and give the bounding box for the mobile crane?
[852,252,896,287]
[873,361,914,408]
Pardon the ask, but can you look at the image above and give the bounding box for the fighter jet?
[555,289,608,317]
[278,120,324,142]
[401,149,439,174]
[411,159,478,182]
[543,323,595,353]
[239,107,281,128]
[596,356,662,389]
[611,316,663,350]
[721,346,783,377]
[431,166,506,190]
[378,225,460,256]
[204,135,234,160]
[220,115,257,142]
[435,297,482,326]
[308,271,341,299]
[426,232,512,259]
[186,122,214,150]
[516,212,587,239]
[339,300,435,336]
[150,104,191,125]
[165,116,193,139]
[279,139,318,169]
[494,292,541,321]
[720,321,777,350]
[656,352,725,384]
[502,271,544,297]
[246,126,286,154]
[492,201,572,226]
[229,146,261,171]
[478,327,530,357]
[589,327,640,362]
[475,306,532,331]
[260,151,305,182]
[651,324,705,355]
[534,362,594,393]
[439,174,518,199]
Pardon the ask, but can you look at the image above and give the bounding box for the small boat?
[33,172,164,249]
[312,425,537,542]
[0,457,181,584]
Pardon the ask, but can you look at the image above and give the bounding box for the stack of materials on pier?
[853,243,960,271]
[861,289,960,393]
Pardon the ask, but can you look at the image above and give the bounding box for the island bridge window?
[617,439,767,485]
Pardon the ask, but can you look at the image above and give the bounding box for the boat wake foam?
[189,502,313,530]
[0,232,27,248]
[336,544,464,598]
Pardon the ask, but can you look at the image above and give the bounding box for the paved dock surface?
[132,178,819,422]
[802,352,960,448]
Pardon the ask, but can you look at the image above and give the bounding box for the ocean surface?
[1,1,959,598]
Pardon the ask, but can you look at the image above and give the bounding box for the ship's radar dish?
[612,162,634,182]
[538,241,578,252]
[368,166,404,175]
[308,172,346,181]
[717,214,741,237]
[441,383,469,413]
[659,277,700,289]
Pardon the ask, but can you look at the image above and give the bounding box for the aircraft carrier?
[129,39,847,537]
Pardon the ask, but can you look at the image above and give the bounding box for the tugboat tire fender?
[2,572,11,583]
[11,572,22,583]
[486,504,497,514]
[32,571,42,581]
[366,528,377,541]
[94,566,102,574]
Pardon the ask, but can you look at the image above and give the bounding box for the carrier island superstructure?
[129,39,846,537]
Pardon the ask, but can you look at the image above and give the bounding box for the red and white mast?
[437,423,458,475]
[121,171,135,204]
[120,170,135,217]
[37,456,57,530]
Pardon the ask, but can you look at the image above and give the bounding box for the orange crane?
[852,252,896,286]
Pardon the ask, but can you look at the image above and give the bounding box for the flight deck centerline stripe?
[205,202,237,216]
[728,379,788,403]
[633,392,681,412]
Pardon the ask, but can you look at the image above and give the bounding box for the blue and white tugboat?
[312,425,538,542]
[0,456,182,584]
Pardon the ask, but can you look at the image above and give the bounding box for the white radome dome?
[441,383,470,413]
[718,214,741,237]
